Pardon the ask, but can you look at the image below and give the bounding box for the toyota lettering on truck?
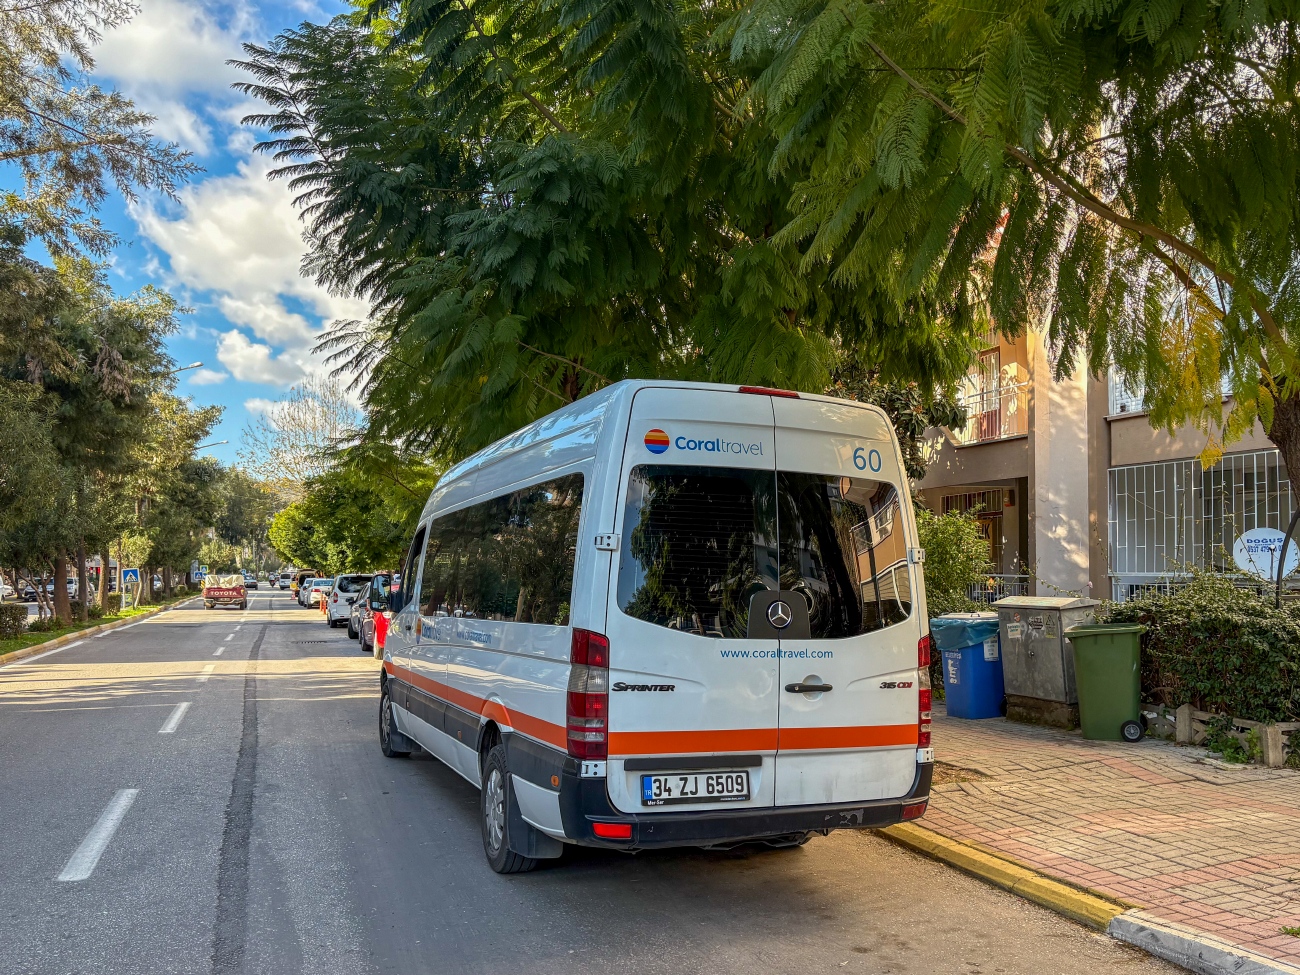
[377,379,932,874]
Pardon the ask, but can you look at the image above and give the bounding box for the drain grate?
[291,639,330,644]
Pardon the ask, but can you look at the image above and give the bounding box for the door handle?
[785,682,833,693]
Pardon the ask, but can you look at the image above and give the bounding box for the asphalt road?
[0,590,1181,975]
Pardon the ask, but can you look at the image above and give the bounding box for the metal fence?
[968,574,1031,603]
[1108,449,1294,598]
[952,382,1030,445]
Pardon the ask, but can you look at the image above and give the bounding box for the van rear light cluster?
[918,634,933,748]
[567,629,610,760]
[901,801,928,821]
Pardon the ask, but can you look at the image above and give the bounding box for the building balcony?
[952,383,1030,446]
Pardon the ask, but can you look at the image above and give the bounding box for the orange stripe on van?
[608,724,917,756]
[777,724,918,750]
[385,661,568,751]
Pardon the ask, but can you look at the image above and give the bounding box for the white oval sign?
[1233,527,1299,580]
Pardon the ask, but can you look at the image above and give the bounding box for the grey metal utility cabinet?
[993,596,1100,728]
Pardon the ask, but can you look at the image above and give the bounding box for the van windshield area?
[618,466,911,639]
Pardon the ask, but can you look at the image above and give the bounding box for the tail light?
[333,592,338,603]
[738,385,800,398]
[567,628,609,760]
[918,634,932,748]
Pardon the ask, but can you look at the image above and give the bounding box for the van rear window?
[618,467,910,639]
[618,467,778,638]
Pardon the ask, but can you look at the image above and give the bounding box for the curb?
[879,823,1129,930]
[1108,912,1300,975]
[881,823,1300,975]
[0,597,199,668]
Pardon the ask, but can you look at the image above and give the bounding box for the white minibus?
[379,380,934,872]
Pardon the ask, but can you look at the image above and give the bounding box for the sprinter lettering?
[611,682,677,692]
[672,436,764,455]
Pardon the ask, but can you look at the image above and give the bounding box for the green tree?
[725,0,1300,479]
[1,0,198,254]
[234,6,976,460]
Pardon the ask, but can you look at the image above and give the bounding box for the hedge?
[1100,574,1300,723]
[0,604,26,638]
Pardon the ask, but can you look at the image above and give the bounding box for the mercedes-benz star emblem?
[767,600,793,629]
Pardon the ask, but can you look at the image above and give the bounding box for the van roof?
[432,379,890,499]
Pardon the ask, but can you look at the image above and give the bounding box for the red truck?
[203,574,247,611]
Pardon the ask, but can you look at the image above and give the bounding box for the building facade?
[914,328,1294,600]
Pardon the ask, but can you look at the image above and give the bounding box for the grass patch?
[0,594,193,659]
[1282,926,1300,938]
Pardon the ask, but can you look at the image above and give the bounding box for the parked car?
[325,574,372,628]
[292,569,317,594]
[0,579,13,599]
[203,574,247,611]
[358,574,391,657]
[302,578,330,608]
[22,580,54,601]
[349,582,369,639]
[296,577,315,607]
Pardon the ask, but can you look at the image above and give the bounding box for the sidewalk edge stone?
[0,597,198,668]
[1108,911,1300,975]
[879,822,1129,931]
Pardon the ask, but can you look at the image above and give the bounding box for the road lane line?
[158,702,191,734]
[197,664,216,682]
[213,647,224,656]
[234,625,242,630]
[224,634,233,641]
[56,790,139,882]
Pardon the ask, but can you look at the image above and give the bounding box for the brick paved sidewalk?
[926,708,1300,967]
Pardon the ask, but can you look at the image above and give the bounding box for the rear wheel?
[204,601,214,610]
[481,745,538,874]
[379,682,410,758]
[347,619,358,639]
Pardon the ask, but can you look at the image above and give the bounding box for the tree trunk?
[76,540,88,621]
[98,550,112,611]
[1268,391,1300,493]
[52,551,71,624]
[163,566,173,598]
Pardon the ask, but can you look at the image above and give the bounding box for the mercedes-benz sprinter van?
[379,380,934,872]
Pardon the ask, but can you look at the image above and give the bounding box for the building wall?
[1109,409,1275,467]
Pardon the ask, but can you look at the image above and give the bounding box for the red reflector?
[901,801,928,821]
[919,688,932,711]
[592,822,633,840]
[919,727,931,747]
[918,634,932,668]
[738,385,800,398]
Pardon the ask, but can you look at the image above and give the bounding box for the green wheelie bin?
[1064,624,1146,742]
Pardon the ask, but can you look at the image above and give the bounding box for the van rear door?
[771,397,921,806]
[603,387,781,814]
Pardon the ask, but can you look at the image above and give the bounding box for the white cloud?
[217,331,309,386]
[95,0,249,97]
[188,367,229,385]
[243,397,278,416]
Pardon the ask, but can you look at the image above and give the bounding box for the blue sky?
[85,0,364,466]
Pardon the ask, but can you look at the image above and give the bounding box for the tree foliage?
[233,4,976,460]
[237,375,362,499]
[1,0,198,253]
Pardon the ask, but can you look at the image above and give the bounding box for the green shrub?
[1100,574,1300,722]
[0,603,27,638]
[915,506,991,618]
[174,584,188,596]
[25,615,64,633]
[86,603,105,620]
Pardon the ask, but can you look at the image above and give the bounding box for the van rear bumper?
[559,762,932,850]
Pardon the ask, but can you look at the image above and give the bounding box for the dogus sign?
[1233,527,1299,580]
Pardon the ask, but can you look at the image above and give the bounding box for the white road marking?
[158,702,191,734]
[2,638,85,668]
[234,625,242,631]
[56,789,139,882]
[213,647,224,656]
[197,664,216,682]
[224,634,233,641]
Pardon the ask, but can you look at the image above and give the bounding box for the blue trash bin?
[930,613,1004,719]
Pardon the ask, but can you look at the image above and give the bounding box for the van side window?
[395,526,426,612]
[617,466,778,638]
[419,473,583,625]
[777,473,911,636]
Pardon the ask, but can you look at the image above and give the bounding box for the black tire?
[204,601,214,610]
[361,637,373,655]
[481,745,539,874]
[1121,719,1144,743]
[240,601,247,610]
[379,682,411,758]
[347,620,358,640]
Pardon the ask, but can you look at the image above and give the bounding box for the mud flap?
[507,776,564,859]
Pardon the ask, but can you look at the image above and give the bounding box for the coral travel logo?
[644,429,671,454]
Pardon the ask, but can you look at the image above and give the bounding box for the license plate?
[640,771,750,806]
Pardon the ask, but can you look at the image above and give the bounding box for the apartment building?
[914,328,1293,600]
